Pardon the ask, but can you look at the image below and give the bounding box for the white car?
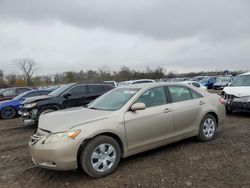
[181,81,207,90]
[119,79,155,86]
[222,72,250,113]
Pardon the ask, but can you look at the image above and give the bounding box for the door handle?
[163,108,172,113]
[199,101,205,105]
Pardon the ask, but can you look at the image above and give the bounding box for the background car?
[213,76,233,90]
[0,89,52,119]
[0,87,32,101]
[20,83,114,124]
[181,81,207,90]
[29,83,225,178]
[222,72,250,113]
[199,76,217,89]
[119,79,155,86]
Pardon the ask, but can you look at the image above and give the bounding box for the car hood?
[22,95,53,104]
[39,107,113,133]
[223,86,250,97]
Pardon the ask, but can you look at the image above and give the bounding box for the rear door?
[124,86,174,153]
[166,86,204,137]
[62,85,88,108]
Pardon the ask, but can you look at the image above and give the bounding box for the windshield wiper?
[88,107,99,110]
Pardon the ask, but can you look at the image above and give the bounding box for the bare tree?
[0,69,4,87]
[5,74,17,87]
[15,58,38,86]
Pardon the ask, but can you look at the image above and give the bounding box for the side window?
[192,82,201,88]
[168,86,192,102]
[103,85,114,91]
[2,89,15,96]
[190,89,203,99]
[68,85,88,96]
[135,87,167,108]
[88,85,104,94]
[17,88,30,95]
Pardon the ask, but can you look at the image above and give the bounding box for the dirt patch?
[0,113,250,188]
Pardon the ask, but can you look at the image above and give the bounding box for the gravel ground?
[0,113,250,188]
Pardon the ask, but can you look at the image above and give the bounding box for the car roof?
[240,72,250,76]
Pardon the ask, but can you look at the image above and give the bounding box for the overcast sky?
[0,0,249,75]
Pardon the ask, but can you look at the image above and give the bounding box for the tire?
[1,107,16,119]
[197,114,217,142]
[80,135,121,178]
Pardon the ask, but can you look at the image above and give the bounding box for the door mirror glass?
[131,103,146,111]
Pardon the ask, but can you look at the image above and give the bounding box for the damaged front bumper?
[19,108,39,124]
[224,94,250,112]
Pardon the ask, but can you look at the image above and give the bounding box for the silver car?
[29,83,226,178]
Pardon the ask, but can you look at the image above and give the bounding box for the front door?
[124,86,174,153]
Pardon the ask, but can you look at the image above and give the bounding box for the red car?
[0,87,32,101]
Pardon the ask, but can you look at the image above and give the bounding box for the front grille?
[30,132,44,145]
[30,128,50,145]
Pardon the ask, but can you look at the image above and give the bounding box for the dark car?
[0,87,32,101]
[0,89,52,119]
[213,76,233,90]
[20,83,114,124]
[199,76,217,89]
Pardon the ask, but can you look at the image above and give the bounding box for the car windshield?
[12,91,30,100]
[88,88,140,111]
[217,77,231,82]
[48,84,74,96]
[230,75,250,86]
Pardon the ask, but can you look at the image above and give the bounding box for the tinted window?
[88,85,105,93]
[192,82,200,88]
[168,86,192,102]
[68,85,87,96]
[135,87,167,108]
[17,88,30,95]
[103,85,114,91]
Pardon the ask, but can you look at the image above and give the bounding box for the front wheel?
[1,107,16,119]
[80,135,121,178]
[197,114,217,142]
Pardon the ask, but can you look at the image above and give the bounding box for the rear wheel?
[1,107,16,119]
[197,114,217,142]
[80,135,121,178]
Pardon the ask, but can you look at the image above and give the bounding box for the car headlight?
[43,130,81,144]
[23,102,37,108]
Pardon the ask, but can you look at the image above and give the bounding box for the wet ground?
[0,112,249,188]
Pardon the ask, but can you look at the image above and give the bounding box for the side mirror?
[131,103,146,111]
[63,93,71,98]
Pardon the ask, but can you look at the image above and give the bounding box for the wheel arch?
[204,111,219,126]
[76,132,125,169]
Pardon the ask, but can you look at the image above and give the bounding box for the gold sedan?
[29,83,226,178]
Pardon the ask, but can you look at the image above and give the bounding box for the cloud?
[0,0,249,74]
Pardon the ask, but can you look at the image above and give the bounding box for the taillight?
[219,98,225,104]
